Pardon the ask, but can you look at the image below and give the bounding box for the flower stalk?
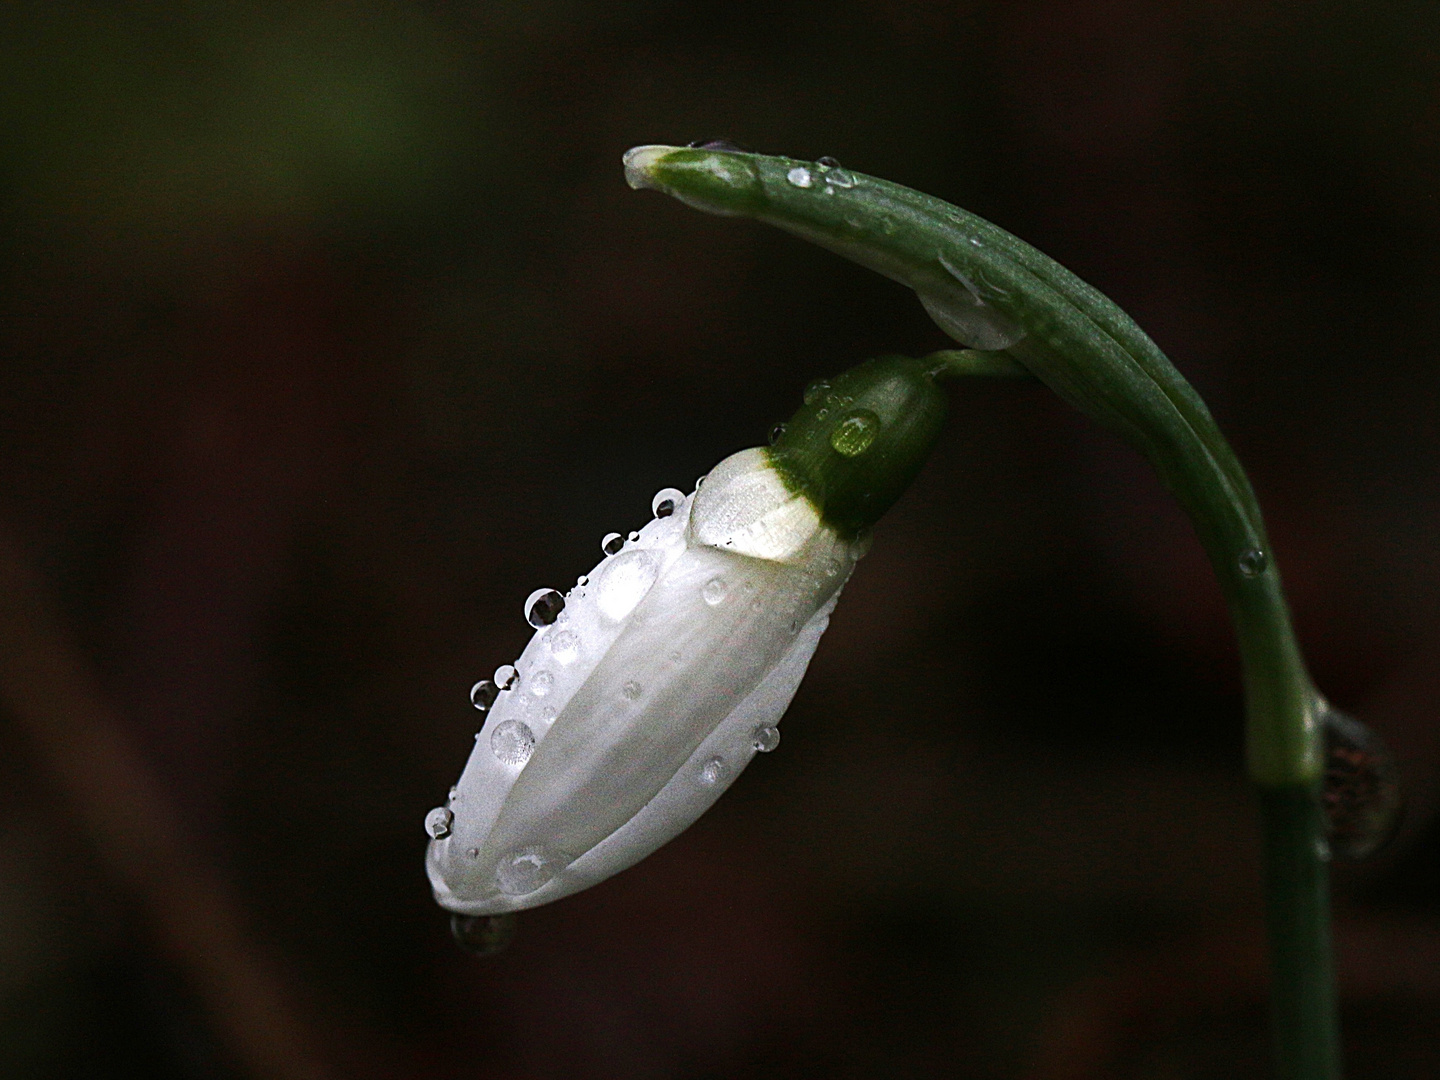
[626,143,1341,1079]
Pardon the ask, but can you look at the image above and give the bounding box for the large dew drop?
[470,679,499,711]
[530,670,554,697]
[830,409,880,457]
[425,806,454,840]
[594,549,660,621]
[491,720,537,766]
[525,588,565,627]
[496,845,566,896]
[1322,706,1403,860]
[652,488,685,519]
[815,156,855,188]
[1238,549,1268,577]
[919,253,1026,351]
[548,629,580,664]
[450,913,518,957]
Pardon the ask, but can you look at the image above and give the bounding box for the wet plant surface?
[1,3,1439,1078]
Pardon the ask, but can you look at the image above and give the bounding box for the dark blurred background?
[1,2,1438,1077]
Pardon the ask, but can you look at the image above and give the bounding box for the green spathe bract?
[625,144,767,217]
[624,141,1313,788]
[626,142,1345,1080]
[768,355,947,536]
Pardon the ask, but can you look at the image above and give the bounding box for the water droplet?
[549,629,580,664]
[490,720,536,765]
[496,845,565,895]
[601,532,625,556]
[1238,548,1268,577]
[577,574,589,587]
[1322,706,1404,860]
[804,379,831,405]
[494,664,519,691]
[921,292,1024,351]
[699,757,726,785]
[622,680,642,700]
[752,725,781,753]
[450,912,518,957]
[687,137,748,152]
[652,487,685,519]
[466,847,479,859]
[786,166,813,188]
[702,577,728,606]
[824,558,843,577]
[769,423,787,444]
[922,255,1028,350]
[816,157,855,188]
[830,409,881,457]
[628,530,641,542]
[470,679,499,711]
[448,785,459,801]
[525,588,565,628]
[530,670,554,697]
[594,549,660,621]
[425,806,454,839]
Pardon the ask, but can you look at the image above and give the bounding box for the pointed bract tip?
[621,143,765,218]
[623,144,679,191]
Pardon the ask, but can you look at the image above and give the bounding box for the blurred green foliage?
[0,3,484,254]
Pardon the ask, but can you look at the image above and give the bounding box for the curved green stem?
[627,144,1340,1079]
[1263,785,1341,1079]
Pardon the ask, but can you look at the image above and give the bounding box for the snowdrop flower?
[427,356,947,915]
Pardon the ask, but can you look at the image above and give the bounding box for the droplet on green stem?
[829,410,880,457]
[769,355,947,536]
[1321,706,1404,860]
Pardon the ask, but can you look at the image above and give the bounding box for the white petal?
[688,447,822,562]
[428,451,857,913]
[553,589,841,903]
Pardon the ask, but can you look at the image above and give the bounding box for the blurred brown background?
[1,2,1438,1077]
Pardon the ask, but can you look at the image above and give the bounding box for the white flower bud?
[427,447,862,914]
